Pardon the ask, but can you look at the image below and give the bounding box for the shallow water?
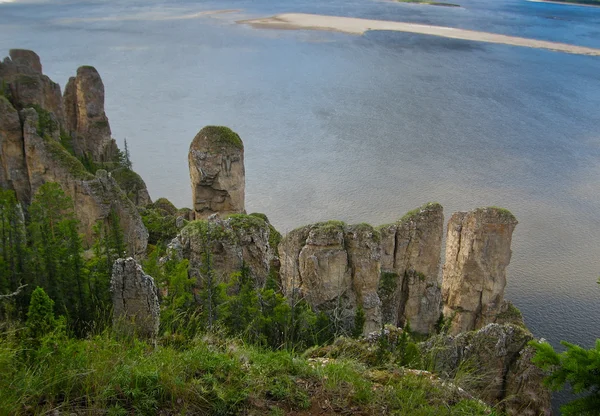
[1,0,599,365]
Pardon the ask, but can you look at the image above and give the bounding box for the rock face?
[0,49,148,256]
[170,214,276,291]
[279,221,382,335]
[111,258,160,339]
[63,65,118,163]
[421,323,551,416]
[442,208,518,335]
[378,203,443,334]
[0,49,65,127]
[188,126,245,219]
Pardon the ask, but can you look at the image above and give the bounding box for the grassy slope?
[0,330,493,415]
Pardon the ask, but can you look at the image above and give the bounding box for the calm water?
[2,0,599,365]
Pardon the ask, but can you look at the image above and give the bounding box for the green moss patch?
[198,126,243,151]
[42,135,94,181]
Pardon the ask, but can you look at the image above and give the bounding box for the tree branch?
[0,284,27,301]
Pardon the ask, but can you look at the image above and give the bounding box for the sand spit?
[239,13,600,56]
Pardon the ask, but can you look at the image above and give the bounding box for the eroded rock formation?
[0,49,149,255]
[421,323,551,415]
[442,208,518,335]
[279,221,382,335]
[111,258,160,339]
[169,213,276,291]
[189,126,245,219]
[379,202,443,334]
[64,65,118,162]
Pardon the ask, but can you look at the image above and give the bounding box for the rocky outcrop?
[170,214,276,291]
[421,323,551,415]
[378,203,443,334]
[188,126,245,219]
[111,258,160,339]
[0,49,65,127]
[442,208,518,335]
[110,167,152,207]
[279,221,382,335]
[0,96,30,204]
[63,65,118,163]
[0,50,148,256]
[20,108,148,256]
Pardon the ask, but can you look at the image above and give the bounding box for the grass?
[200,126,244,151]
[0,328,495,415]
[399,202,442,223]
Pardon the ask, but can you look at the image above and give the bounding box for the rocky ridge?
[0,49,149,255]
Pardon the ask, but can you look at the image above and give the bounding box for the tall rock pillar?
[188,126,245,219]
[442,207,518,335]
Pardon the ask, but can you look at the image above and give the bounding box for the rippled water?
[2,0,600,364]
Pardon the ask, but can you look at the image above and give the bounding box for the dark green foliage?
[111,168,145,201]
[28,183,91,330]
[530,339,600,415]
[142,208,178,245]
[352,306,366,339]
[0,189,27,316]
[152,198,177,215]
[25,287,58,342]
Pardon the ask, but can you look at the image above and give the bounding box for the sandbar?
[238,13,600,56]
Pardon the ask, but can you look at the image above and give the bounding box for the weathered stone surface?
[0,50,149,256]
[442,208,518,335]
[0,49,65,127]
[378,203,443,334]
[63,66,118,163]
[111,258,160,339]
[110,167,152,207]
[279,221,382,335]
[421,323,551,415]
[172,214,276,291]
[0,97,30,204]
[21,107,147,255]
[188,126,245,219]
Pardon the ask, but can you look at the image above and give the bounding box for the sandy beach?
[239,13,600,56]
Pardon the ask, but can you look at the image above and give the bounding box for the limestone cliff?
[0,49,65,128]
[378,202,443,334]
[0,49,149,256]
[279,221,382,335]
[169,213,276,291]
[421,323,551,415]
[442,208,518,335]
[63,65,119,163]
[189,126,245,219]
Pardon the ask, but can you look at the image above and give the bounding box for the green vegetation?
[395,0,461,7]
[0,184,124,333]
[530,339,600,415]
[399,202,441,223]
[201,126,244,150]
[483,206,516,222]
[0,327,493,415]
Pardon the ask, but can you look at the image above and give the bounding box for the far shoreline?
[238,13,600,56]
[528,0,600,8]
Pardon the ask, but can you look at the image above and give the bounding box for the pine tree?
[530,339,600,415]
[123,138,132,169]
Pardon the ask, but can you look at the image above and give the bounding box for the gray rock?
[111,258,160,339]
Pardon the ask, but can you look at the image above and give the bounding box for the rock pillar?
[442,207,518,335]
[111,258,160,339]
[188,126,245,219]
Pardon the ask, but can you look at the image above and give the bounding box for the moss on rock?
[199,126,243,151]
